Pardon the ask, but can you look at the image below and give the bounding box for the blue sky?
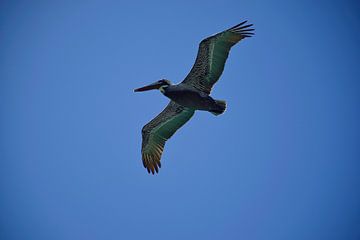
[1,0,360,239]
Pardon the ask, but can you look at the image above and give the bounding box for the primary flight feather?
[134,21,254,174]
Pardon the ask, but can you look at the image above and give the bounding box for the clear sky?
[1,1,360,239]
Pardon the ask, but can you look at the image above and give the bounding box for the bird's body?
[134,21,254,174]
[161,84,225,114]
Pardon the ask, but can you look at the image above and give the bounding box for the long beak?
[134,82,162,92]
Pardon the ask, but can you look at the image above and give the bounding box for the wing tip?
[142,153,162,175]
[229,20,248,30]
[229,20,255,38]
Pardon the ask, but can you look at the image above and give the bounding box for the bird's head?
[134,79,172,92]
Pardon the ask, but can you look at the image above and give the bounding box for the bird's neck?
[159,85,169,93]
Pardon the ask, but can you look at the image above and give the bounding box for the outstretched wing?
[141,101,195,174]
[182,21,254,94]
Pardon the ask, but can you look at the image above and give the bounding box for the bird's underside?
[163,84,225,113]
[137,21,254,174]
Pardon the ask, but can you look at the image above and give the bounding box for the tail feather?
[210,100,227,116]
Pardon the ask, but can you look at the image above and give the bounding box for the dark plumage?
[134,21,254,174]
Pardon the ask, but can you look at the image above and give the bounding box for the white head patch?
[159,86,167,93]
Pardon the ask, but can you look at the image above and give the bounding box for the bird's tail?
[210,100,227,116]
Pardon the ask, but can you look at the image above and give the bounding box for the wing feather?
[141,101,195,174]
[182,21,254,94]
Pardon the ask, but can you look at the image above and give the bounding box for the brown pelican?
[134,21,254,174]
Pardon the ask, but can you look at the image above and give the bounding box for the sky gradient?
[1,1,360,239]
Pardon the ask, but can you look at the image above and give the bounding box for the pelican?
[134,21,254,174]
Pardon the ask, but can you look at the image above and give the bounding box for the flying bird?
[134,21,254,174]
